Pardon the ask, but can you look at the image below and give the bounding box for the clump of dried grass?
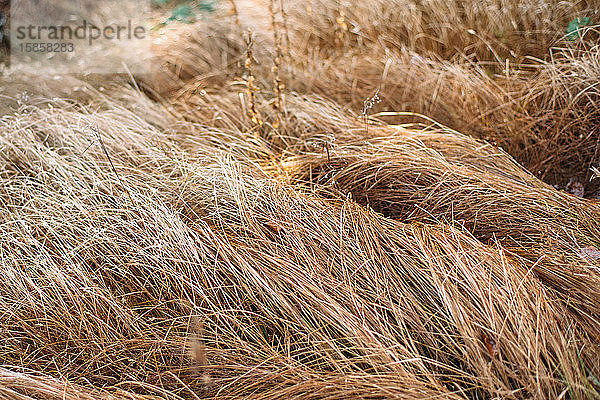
[278,45,600,194]
[285,0,596,62]
[513,46,600,188]
[280,119,600,337]
[147,16,247,96]
[149,2,598,194]
[0,79,599,399]
[2,1,600,399]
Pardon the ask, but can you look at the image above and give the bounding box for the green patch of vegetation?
[566,17,591,40]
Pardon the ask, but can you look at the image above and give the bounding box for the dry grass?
[1,0,600,399]
[155,1,599,194]
[285,0,597,62]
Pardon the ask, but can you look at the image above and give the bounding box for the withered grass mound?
[1,1,599,399]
